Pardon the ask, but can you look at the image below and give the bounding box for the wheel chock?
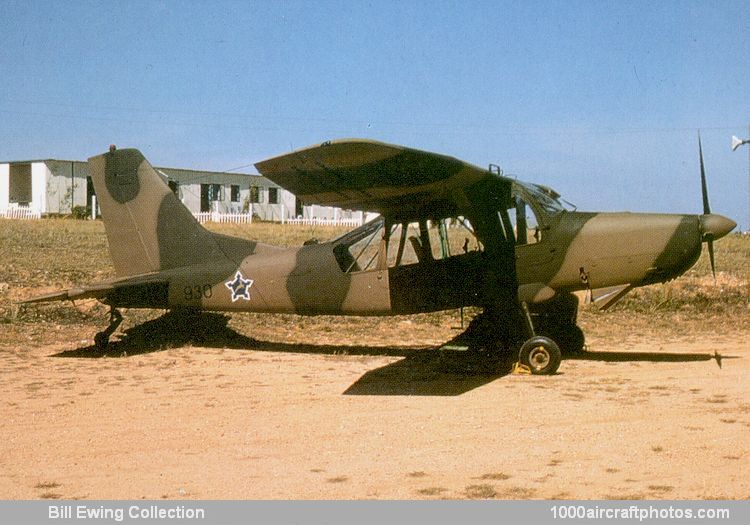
[511,362,532,375]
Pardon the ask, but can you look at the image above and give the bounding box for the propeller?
[698,134,716,280]
[697,135,737,281]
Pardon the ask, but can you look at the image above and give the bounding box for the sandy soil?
[1,313,748,500]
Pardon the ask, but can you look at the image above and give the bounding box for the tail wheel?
[518,336,561,375]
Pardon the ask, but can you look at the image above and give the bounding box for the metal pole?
[731,126,750,233]
[71,162,75,214]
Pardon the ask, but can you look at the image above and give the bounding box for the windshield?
[513,181,568,216]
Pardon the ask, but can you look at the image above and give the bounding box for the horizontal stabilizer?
[18,273,168,307]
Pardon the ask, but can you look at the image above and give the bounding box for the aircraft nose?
[700,214,736,240]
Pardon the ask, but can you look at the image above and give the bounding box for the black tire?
[518,336,561,375]
[94,332,109,351]
[557,324,586,355]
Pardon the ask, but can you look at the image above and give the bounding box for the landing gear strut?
[94,307,122,351]
[517,301,561,375]
[444,301,562,375]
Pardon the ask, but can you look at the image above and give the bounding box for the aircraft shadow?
[52,311,257,358]
[51,311,417,359]
[343,351,516,396]
[50,311,738,395]
[568,350,739,366]
[50,311,513,396]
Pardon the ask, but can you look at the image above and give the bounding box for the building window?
[249,186,260,203]
[200,183,223,212]
[230,185,240,202]
[268,187,279,204]
[209,184,222,201]
[9,163,32,205]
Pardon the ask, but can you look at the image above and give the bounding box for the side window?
[446,216,482,254]
[508,196,542,245]
[268,187,279,204]
[387,217,482,268]
[387,222,421,267]
[333,219,385,273]
[208,184,223,202]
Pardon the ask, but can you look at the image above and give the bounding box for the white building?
[0,158,302,221]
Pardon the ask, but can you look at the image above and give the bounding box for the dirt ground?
[1,310,748,500]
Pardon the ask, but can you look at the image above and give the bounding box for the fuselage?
[161,206,733,316]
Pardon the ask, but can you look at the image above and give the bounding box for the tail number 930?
[184,284,213,301]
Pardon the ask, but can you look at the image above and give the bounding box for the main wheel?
[557,324,586,355]
[518,336,561,375]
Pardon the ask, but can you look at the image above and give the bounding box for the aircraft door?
[509,196,557,282]
[387,218,486,313]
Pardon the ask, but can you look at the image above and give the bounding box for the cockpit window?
[332,215,484,273]
[514,181,567,216]
[332,217,384,273]
[507,196,542,245]
[387,217,482,268]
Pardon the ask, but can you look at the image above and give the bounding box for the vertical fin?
[88,148,226,277]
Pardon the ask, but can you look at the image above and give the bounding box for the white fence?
[192,212,367,227]
[0,207,42,220]
[285,217,363,227]
[193,211,254,224]
[0,207,365,227]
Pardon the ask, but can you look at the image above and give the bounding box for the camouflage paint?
[23,141,735,324]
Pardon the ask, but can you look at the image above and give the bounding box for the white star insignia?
[225,271,254,302]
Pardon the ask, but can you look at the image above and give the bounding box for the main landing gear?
[517,335,562,375]
[94,307,122,351]
[527,292,586,356]
[516,302,562,375]
[444,302,566,375]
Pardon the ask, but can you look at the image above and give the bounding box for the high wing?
[254,139,500,216]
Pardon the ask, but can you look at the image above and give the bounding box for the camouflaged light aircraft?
[22,139,735,375]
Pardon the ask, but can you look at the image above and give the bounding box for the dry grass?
[206,221,350,248]
[1,218,749,345]
[464,484,497,499]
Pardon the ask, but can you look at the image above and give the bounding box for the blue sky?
[2,0,749,228]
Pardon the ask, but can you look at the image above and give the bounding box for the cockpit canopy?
[330,178,571,274]
[513,181,568,217]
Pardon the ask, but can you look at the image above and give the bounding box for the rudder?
[88,147,226,277]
